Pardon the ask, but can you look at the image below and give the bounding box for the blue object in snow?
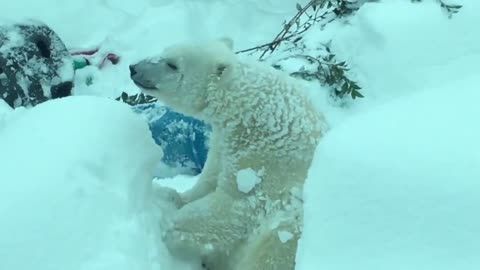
[132,103,211,176]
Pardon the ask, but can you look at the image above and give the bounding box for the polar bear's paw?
[153,185,184,209]
[162,192,253,262]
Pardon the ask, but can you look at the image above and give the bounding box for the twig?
[234,0,337,58]
[258,1,319,59]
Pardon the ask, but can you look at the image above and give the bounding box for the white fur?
[132,38,327,270]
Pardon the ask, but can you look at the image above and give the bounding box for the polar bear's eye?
[166,62,178,71]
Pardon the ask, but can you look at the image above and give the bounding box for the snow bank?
[296,7,480,268]
[297,74,480,270]
[323,0,480,106]
[0,96,196,270]
[2,0,304,49]
[0,99,11,112]
[0,99,13,125]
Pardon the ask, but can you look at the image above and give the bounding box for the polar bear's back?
[211,60,325,201]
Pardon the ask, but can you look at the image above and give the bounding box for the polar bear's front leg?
[163,191,253,265]
[180,132,223,205]
[232,218,300,270]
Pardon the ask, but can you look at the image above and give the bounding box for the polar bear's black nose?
[129,65,137,77]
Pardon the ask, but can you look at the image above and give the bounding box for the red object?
[70,47,120,69]
[70,47,100,56]
[99,53,120,69]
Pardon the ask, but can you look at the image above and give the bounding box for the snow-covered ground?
[298,74,480,270]
[1,0,480,269]
[296,2,480,269]
[0,96,198,270]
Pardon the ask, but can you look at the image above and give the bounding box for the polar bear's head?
[129,38,235,116]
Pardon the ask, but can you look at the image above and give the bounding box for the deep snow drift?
[298,75,480,270]
[295,1,480,268]
[0,96,196,270]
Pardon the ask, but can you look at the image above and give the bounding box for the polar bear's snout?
[129,55,185,94]
[129,60,159,90]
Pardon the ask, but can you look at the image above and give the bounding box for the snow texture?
[296,1,480,270]
[0,96,196,270]
[297,75,480,270]
[0,24,25,54]
[236,168,262,193]
[0,99,12,114]
[0,99,12,130]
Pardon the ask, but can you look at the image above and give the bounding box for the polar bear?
[129,38,326,270]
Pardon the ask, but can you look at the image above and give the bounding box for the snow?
[236,168,262,193]
[321,0,480,107]
[154,174,198,193]
[1,0,480,269]
[0,99,20,130]
[297,74,480,270]
[0,99,12,113]
[295,1,480,268]
[278,230,294,244]
[0,96,197,270]
[0,25,25,54]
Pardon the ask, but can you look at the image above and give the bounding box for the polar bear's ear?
[219,37,234,51]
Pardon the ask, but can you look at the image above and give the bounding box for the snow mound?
[0,99,11,112]
[0,99,13,128]
[297,75,480,270]
[0,96,192,270]
[327,0,480,105]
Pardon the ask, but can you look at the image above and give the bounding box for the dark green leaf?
[341,82,349,94]
[449,4,462,9]
[121,92,128,101]
[350,82,361,90]
[320,0,327,9]
[139,94,146,104]
[351,89,364,99]
[296,3,302,11]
